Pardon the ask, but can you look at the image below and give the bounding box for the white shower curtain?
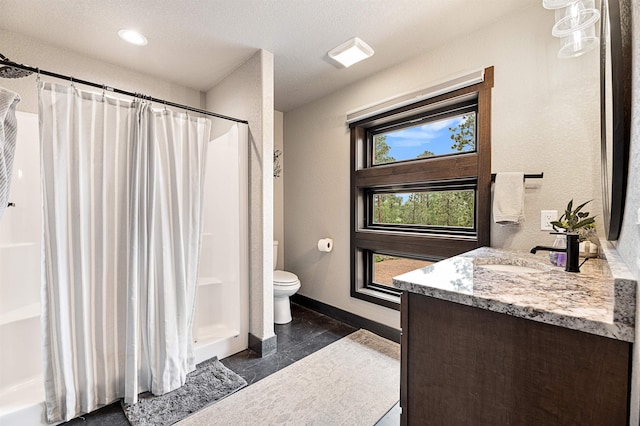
[38,81,211,422]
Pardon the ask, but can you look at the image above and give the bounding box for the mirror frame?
[600,0,632,240]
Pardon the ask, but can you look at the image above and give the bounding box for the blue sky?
[382,116,465,161]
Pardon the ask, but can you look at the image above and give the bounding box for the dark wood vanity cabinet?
[400,291,631,425]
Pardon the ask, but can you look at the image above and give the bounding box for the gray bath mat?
[122,357,247,426]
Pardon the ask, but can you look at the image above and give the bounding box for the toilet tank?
[273,240,278,270]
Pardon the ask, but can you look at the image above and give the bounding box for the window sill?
[351,287,400,310]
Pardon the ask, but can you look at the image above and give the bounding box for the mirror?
[600,0,632,240]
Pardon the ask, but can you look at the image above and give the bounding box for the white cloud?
[424,117,461,132]
[384,116,463,147]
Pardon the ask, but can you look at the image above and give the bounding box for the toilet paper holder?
[317,238,333,253]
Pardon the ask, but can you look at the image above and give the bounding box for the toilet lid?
[274,270,299,284]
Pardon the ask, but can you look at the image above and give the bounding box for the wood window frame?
[350,66,494,309]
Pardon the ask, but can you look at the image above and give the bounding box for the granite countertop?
[392,246,637,342]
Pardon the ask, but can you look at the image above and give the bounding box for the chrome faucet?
[530,232,581,273]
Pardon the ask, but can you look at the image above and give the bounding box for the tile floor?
[62,303,399,425]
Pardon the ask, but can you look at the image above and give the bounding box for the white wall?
[206,50,275,344]
[283,4,600,329]
[274,110,284,270]
[0,29,203,114]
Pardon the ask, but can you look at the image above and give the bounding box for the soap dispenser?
[550,231,566,267]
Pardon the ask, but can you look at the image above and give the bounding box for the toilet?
[273,241,301,324]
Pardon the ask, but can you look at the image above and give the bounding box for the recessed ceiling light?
[118,29,148,46]
[328,37,374,68]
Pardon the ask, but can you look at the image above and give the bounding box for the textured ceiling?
[0,0,538,111]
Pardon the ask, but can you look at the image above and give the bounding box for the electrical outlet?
[541,210,557,231]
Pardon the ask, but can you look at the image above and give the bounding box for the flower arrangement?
[550,199,596,236]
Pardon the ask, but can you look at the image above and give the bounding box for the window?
[369,184,476,231]
[371,253,435,288]
[350,67,494,309]
[373,110,477,166]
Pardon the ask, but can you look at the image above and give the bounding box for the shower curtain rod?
[0,58,248,124]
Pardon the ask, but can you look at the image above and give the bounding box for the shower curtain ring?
[70,76,75,88]
[36,68,41,82]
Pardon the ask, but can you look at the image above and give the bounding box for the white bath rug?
[177,329,400,426]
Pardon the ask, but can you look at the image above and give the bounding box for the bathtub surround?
[0,86,20,219]
[122,357,247,426]
[39,82,210,421]
[191,123,250,365]
[177,329,400,426]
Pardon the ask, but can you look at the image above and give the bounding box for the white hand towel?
[0,86,21,220]
[493,172,525,225]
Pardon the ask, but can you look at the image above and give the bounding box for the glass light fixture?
[558,24,599,58]
[544,0,600,58]
[328,37,374,68]
[552,0,600,37]
[118,29,148,46]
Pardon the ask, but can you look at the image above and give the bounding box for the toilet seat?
[274,270,299,286]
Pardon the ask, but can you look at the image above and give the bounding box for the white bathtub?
[0,313,46,426]
[0,241,48,426]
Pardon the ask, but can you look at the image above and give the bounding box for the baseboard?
[248,333,277,357]
[291,294,401,343]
